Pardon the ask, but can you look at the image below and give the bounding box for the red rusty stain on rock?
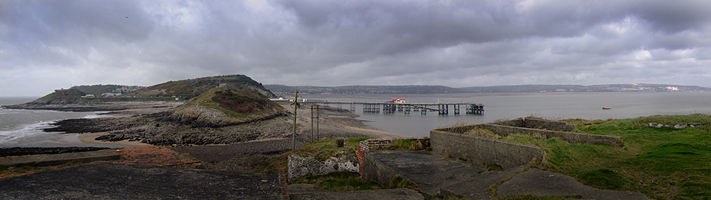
[115,147,198,166]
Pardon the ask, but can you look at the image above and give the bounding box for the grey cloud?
[1,0,711,96]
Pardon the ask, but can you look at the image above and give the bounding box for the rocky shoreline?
[2,103,128,112]
[37,102,387,146]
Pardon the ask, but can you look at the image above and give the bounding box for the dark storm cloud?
[1,0,711,96]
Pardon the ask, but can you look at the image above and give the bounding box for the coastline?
[2,101,401,149]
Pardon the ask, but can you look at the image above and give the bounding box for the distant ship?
[602,106,612,110]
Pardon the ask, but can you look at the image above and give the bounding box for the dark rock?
[0,147,109,157]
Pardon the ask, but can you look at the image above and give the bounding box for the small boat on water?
[602,106,612,110]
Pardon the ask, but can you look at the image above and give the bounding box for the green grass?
[290,172,382,191]
[181,87,282,121]
[374,139,428,151]
[500,194,582,200]
[294,137,369,161]
[485,163,503,171]
[0,162,87,179]
[501,114,711,199]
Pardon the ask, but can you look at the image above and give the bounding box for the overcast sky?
[2,0,711,96]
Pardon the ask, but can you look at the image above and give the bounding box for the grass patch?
[500,194,582,200]
[293,137,369,161]
[253,152,290,174]
[389,176,418,190]
[423,193,466,200]
[291,172,381,191]
[183,87,282,121]
[0,162,85,179]
[375,139,427,151]
[485,163,503,171]
[463,127,501,139]
[579,169,624,189]
[501,114,711,199]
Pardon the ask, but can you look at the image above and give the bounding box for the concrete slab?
[0,162,284,199]
[364,151,648,200]
[366,150,524,200]
[287,184,424,200]
[0,150,120,167]
[497,169,648,200]
[440,166,524,200]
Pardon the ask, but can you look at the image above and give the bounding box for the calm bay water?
[303,92,711,137]
[2,92,711,146]
[0,97,121,147]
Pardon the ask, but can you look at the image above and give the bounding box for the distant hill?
[23,74,273,105]
[459,84,711,93]
[70,85,144,95]
[169,87,285,127]
[31,88,86,104]
[265,83,711,95]
[133,75,275,98]
[265,85,460,96]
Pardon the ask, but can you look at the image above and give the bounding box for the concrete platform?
[0,162,284,199]
[287,184,424,200]
[364,150,648,200]
[497,169,647,200]
[0,150,120,167]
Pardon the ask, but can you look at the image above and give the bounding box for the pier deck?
[302,101,484,115]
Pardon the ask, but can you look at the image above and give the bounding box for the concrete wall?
[430,130,544,169]
[361,152,400,187]
[357,138,430,177]
[479,124,623,146]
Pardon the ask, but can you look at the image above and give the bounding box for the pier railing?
[301,101,484,115]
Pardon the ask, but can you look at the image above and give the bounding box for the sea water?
[0,97,121,147]
[303,92,711,137]
[3,92,711,146]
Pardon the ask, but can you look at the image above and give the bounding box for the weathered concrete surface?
[363,150,520,199]
[0,150,120,167]
[0,162,284,200]
[288,154,359,181]
[363,151,648,200]
[287,184,424,200]
[431,130,543,169]
[497,169,648,200]
[439,166,525,200]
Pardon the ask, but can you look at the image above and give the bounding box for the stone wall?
[288,154,359,181]
[430,130,543,169]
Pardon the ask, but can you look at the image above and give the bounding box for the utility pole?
[311,105,314,142]
[292,90,298,151]
[316,104,320,140]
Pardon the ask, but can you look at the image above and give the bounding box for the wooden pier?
[304,101,484,115]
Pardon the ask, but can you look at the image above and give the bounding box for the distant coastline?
[265,83,711,96]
